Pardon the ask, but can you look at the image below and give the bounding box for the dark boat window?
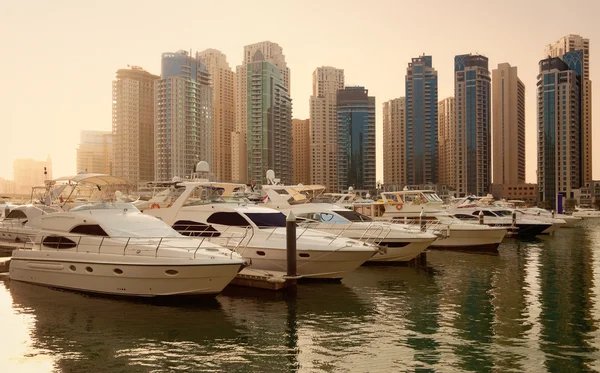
[42,236,77,249]
[245,213,287,228]
[70,225,109,236]
[5,210,27,219]
[454,214,477,220]
[335,210,373,222]
[206,212,250,227]
[172,220,221,237]
[472,210,496,217]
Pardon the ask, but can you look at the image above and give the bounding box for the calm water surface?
[1,220,600,372]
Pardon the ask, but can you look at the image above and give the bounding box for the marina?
[1,219,600,372]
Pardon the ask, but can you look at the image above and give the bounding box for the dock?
[0,257,10,273]
[229,268,300,291]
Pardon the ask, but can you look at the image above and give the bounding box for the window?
[173,220,221,237]
[207,212,250,227]
[42,236,77,249]
[70,225,109,236]
[335,210,373,222]
[245,213,286,228]
[5,210,27,220]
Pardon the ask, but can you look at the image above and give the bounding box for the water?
[1,221,600,372]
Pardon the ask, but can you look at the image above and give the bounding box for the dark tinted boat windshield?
[245,212,287,228]
[335,209,373,222]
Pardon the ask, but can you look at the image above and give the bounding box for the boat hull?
[9,253,242,297]
[368,238,434,262]
[430,226,506,251]
[237,246,375,279]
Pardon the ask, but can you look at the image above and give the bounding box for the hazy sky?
[1,0,599,183]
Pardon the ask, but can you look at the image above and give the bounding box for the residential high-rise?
[233,41,290,183]
[76,130,113,174]
[546,34,592,183]
[405,55,438,185]
[383,97,406,188]
[492,63,525,185]
[454,54,491,196]
[154,50,213,181]
[438,97,456,188]
[337,86,376,193]
[309,66,344,192]
[537,56,582,208]
[197,49,236,182]
[112,66,159,186]
[13,156,52,195]
[292,119,310,185]
[246,50,293,185]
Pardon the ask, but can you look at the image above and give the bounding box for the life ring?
[150,203,160,209]
[395,202,403,211]
[167,202,173,208]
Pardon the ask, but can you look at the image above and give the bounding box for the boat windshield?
[495,210,514,216]
[70,202,140,212]
[335,209,373,222]
[245,212,287,228]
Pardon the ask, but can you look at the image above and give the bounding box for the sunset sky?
[1,0,599,183]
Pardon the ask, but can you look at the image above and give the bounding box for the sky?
[1,0,599,184]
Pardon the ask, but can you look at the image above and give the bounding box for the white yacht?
[142,181,379,280]
[572,207,600,218]
[357,190,507,251]
[451,207,552,236]
[8,202,246,297]
[0,204,61,242]
[521,207,581,227]
[261,186,437,262]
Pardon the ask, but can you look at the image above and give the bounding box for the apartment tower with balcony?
[383,97,407,189]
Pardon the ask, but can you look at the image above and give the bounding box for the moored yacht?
[142,181,378,279]
[521,207,581,227]
[451,207,552,236]
[357,190,507,251]
[8,202,246,297]
[572,207,600,218]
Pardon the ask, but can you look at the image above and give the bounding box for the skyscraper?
[13,156,52,195]
[246,50,293,185]
[154,50,212,181]
[337,86,376,193]
[77,130,113,174]
[537,56,582,208]
[197,49,236,182]
[383,97,406,188]
[233,41,289,183]
[405,55,438,185]
[437,97,456,188]
[546,35,592,183]
[309,66,344,192]
[292,119,311,185]
[454,54,491,196]
[492,63,525,185]
[112,66,159,186]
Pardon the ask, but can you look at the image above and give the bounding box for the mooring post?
[551,210,555,219]
[512,210,517,228]
[286,211,297,278]
[420,207,426,232]
[479,210,484,225]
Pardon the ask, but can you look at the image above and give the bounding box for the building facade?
[155,50,212,181]
[405,55,438,185]
[197,49,236,182]
[383,97,406,189]
[292,119,310,185]
[491,183,537,203]
[234,41,289,183]
[546,35,592,183]
[76,130,113,174]
[537,56,582,209]
[112,66,159,186]
[454,54,491,196]
[309,66,344,192]
[438,97,456,189]
[492,63,526,186]
[13,156,52,195]
[246,51,293,185]
[337,86,376,193]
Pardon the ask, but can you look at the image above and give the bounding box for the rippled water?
[1,220,600,372]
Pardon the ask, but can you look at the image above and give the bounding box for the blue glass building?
[405,55,438,185]
[454,54,491,196]
[537,56,581,209]
[337,87,376,193]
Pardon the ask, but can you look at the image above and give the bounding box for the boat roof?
[52,173,128,186]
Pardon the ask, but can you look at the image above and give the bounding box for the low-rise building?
[491,183,537,204]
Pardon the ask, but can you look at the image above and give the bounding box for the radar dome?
[195,161,210,173]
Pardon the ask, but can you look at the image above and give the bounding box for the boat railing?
[295,221,393,245]
[27,233,244,260]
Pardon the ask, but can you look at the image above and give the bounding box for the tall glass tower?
[454,54,491,196]
[337,86,376,193]
[405,55,438,185]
